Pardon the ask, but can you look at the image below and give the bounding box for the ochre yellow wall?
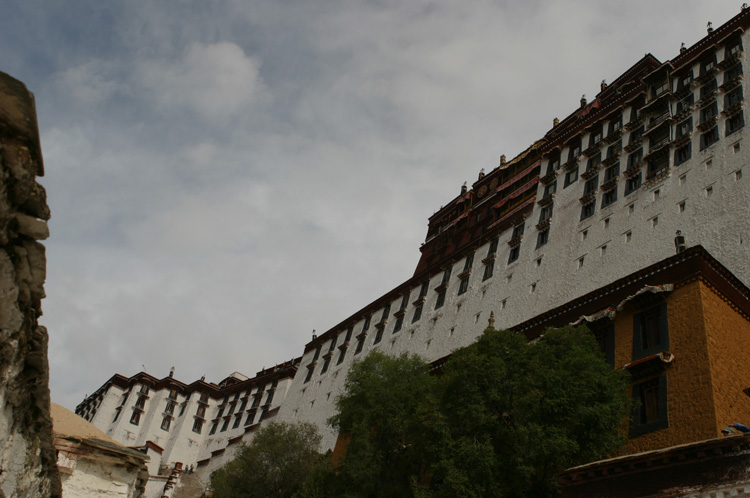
[615,281,718,454]
[701,280,750,433]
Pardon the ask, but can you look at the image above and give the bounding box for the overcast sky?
[1,0,742,409]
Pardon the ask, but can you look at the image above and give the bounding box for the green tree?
[328,352,442,498]
[210,421,327,498]
[328,326,631,498]
[433,326,631,498]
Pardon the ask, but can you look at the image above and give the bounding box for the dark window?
[140,385,149,394]
[701,54,717,75]
[538,204,553,223]
[411,304,423,323]
[312,346,321,362]
[161,417,171,431]
[584,176,598,195]
[580,201,596,220]
[586,154,601,172]
[589,320,615,367]
[320,357,331,373]
[631,375,668,437]
[380,303,391,322]
[209,422,218,435]
[647,149,669,177]
[362,315,371,332]
[601,188,617,208]
[245,412,255,426]
[699,78,717,99]
[652,78,669,97]
[727,111,745,136]
[569,140,582,160]
[393,314,405,333]
[546,151,561,174]
[232,415,242,429]
[227,403,235,416]
[589,127,602,147]
[419,281,429,298]
[725,63,743,83]
[678,70,693,90]
[676,93,694,114]
[200,392,209,403]
[303,367,313,384]
[700,126,719,150]
[220,418,230,432]
[435,290,446,310]
[463,253,474,272]
[130,410,141,426]
[168,389,178,400]
[564,166,578,188]
[487,238,499,256]
[165,402,175,415]
[354,336,365,355]
[265,391,274,406]
[192,419,203,434]
[544,181,557,197]
[536,228,549,248]
[482,261,494,281]
[608,114,622,134]
[676,118,692,138]
[512,223,525,239]
[507,246,520,264]
[373,327,384,344]
[726,38,743,57]
[633,303,669,360]
[604,164,619,182]
[725,85,744,108]
[239,398,248,411]
[607,140,622,158]
[628,148,643,168]
[628,126,644,146]
[458,277,469,295]
[674,143,692,166]
[112,408,121,423]
[700,102,718,124]
[135,396,146,409]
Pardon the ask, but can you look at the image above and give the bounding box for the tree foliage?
[210,421,327,498]
[328,326,631,498]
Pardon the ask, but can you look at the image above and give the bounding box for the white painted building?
[274,8,750,450]
[80,5,750,468]
[75,359,300,483]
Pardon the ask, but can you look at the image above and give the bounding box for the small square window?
[506,274,513,284]
[578,256,585,269]
[600,244,607,256]
[653,189,660,200]
[736,169,743,181]
[735,142,742,154]
[706,185,714,197]
[581,229,588,241]
[530,282,536,293]
[535,257,542,267]
[474,313,480,323]
[679,174,687,185]
[603,217,610,229]
[706,159,713,170]
[501,299,507,309]
[652,216,659,228]
[625,231,632,243]
[678,201,686,213]
[628,204,635,215]
[536,228,550,248]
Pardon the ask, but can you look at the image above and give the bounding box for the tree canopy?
[210,421,327,498]
[328,326,631,498]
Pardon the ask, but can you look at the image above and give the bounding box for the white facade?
[76,361,299,482]
[275,12,750,450]
[79,6,750,466]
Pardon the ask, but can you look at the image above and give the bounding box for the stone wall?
[0,71,60,497]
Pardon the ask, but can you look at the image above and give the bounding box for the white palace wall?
[275,20,750,450]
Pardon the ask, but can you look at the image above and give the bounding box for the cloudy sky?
[1,0,742,409]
